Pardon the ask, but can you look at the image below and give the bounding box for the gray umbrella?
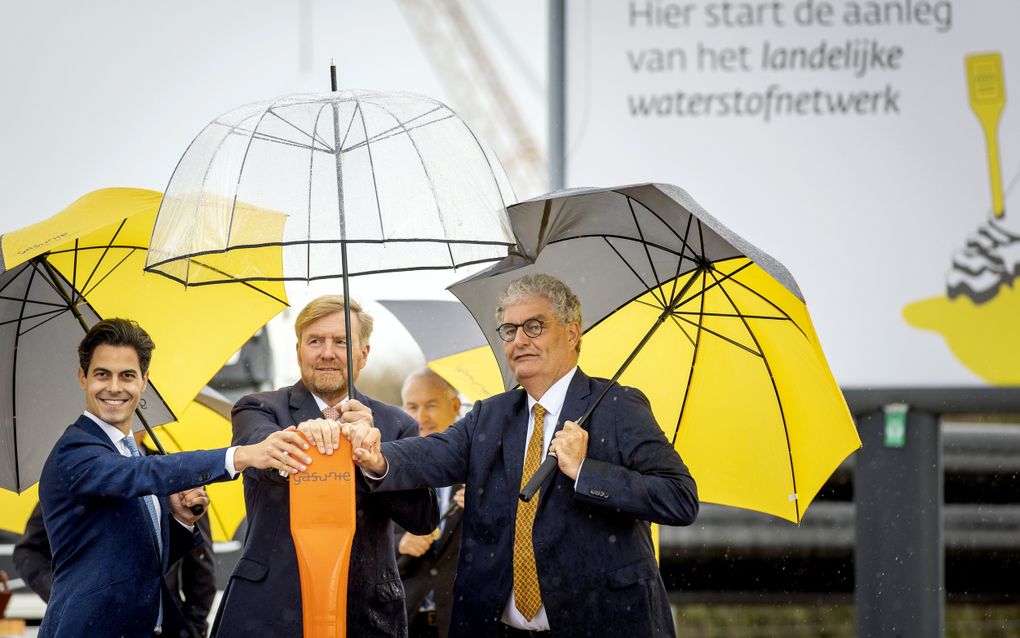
[0,259,174,492]
[448,183,857,523]
[376,299,486,363]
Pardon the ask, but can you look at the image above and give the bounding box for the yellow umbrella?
[446,184,861,524]
[0,188,288,492]
[0,484,39,535]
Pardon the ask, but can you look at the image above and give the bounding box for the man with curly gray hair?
[346,274,699,638]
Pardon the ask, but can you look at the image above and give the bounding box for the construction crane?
[397,0,547,200]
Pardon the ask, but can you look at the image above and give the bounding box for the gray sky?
[0,0,548,236]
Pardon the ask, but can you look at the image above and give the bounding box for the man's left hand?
[549,420,587,480]
[170,487,210,526]
[340,399,374,428]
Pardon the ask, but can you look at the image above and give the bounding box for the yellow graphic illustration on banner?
[904,51,1018,384]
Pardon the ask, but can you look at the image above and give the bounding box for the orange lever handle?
[290,438,357,638]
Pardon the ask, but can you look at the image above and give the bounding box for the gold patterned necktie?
[513,403,546,619]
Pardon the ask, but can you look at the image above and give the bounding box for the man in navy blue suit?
[38,318,318,638]
[346,274,700,638]
[211,296,438,638]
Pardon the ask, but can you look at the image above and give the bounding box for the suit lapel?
[290,381,323,425]
[536,370,593,512]
[501,390,530,500]
[74,415,119,452]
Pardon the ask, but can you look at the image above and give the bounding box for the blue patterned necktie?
[122,434,164,629]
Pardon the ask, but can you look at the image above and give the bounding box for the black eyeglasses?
[496,318,546,342]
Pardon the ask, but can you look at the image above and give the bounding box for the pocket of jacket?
[375,578,405,602]
[232,557,269,583]
[605,558,658,590]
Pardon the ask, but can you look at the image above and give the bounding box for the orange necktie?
[513,403,546,619]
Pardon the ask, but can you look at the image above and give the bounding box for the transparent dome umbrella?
[145,88,516,398]
[448,183,861,523]
[0,188,287,493]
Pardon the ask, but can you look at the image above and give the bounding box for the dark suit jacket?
[397,486,464,636]
[17,469,217,636]
[38,415,232,638]
[376,370,699,638]
[211,383,439,638]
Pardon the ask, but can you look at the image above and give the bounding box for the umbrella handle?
[518,453,558,502]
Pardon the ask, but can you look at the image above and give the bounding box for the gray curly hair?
[496,274,582,352]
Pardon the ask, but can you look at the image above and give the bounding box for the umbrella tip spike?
[330,59,338,92]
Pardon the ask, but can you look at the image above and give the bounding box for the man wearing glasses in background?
[343,274,699,638]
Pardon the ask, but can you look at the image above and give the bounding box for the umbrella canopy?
[144,89,517,397]
[0,188,287,492]
[375,299,500,401]
[448,183,860,523]
[145,89,515,285]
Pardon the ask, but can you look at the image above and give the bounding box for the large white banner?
[565,0,1020,387]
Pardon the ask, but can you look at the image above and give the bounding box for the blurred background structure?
[1,1,1019,637]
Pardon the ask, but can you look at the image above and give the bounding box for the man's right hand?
[397,532,431,557]
[233,426,312,475]
[297,418,340,456]
[342,422,387,476]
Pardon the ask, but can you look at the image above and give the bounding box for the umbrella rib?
[719,273,810,340]
[213,123,335,155]
[675,310,788,321]
[36,261,91,332]
[0,292,65,309]
[356,98,388,240]
[78,220,127,297]
[266,108,336,153]
[1,307,66,331]
[369,101,455,264]
[672,269,707,446]
[602,237,666,309]
[705,266,801,520]
[626,196,664,292]
[341,114,459,154]
[547,233,708,265]
[675,260,753,310]
[71,238,80,305]
[619,190,687,244]
[667,214,697,307]
[339,101,358,151]
[339,106,448,153]
[674,315,763,358]
[305,103,331,280]
[667,313,697,347]
[80,248,137,299]
[188,257,289,306]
